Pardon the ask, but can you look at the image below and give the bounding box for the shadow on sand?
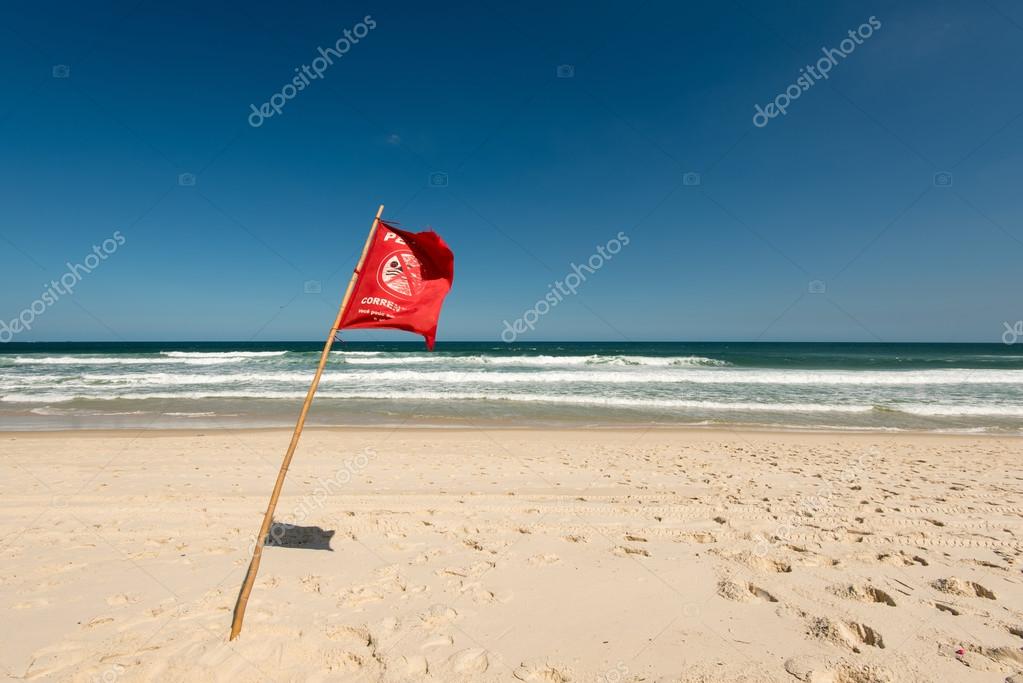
[265,522,335,550]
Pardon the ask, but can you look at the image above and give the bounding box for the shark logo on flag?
[378,250,424,298]
[339,220,454,349]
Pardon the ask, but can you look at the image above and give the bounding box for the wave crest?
[161,351,287,358]
[334,354,730,367]
[13,356,247,366]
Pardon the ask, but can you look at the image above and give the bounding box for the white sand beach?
[2,428,1021,682]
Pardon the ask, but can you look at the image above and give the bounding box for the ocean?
[1,342,1021,433]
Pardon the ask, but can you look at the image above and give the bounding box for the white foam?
[161,351,288,358]
[28,406,76,416]
[27,406,149,416]
[896,404,1023,417]
[12,356,247,366]
[584,355,730,367]
[13,367,1020,388]
[334,354,729,367]
[0,389,872,413]
[0,369,754,386]
[696,369,1023,386]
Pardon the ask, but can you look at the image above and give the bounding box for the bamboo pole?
[229,204,384,640]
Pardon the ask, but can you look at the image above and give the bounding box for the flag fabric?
[338,220,454,349]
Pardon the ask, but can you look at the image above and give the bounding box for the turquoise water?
[1,342,1021,432]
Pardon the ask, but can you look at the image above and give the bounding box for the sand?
[1,427,1021,682]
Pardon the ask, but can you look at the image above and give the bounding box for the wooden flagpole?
[229,204,384,640]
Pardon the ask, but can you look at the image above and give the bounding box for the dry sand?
[1,427,1021,682]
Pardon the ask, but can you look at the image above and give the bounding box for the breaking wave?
[4,344,1022,432]
[160,351,288,358]
[12,356,248,366]
[332,354,730,367]
[4,390,1021,419]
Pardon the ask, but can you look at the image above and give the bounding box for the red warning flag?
[338,220,454,349]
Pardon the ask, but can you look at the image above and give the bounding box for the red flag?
[338,220,454,349]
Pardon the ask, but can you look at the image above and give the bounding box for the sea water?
[1,342,1021,432]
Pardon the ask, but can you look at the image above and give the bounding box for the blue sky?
[1,1,1021,343]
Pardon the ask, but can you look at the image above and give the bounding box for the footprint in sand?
[320,648,365,673]
[325,624,372,646]
[411,548,443,565]
[933,602,961,616]
[23,642,90,680]
[827,583,897,606]
[512,660,572,681]
[527,553,561,567]
[417,605,458,630]
[105,593,140,606]
[459,580,511,604]
[717,579,778,603]
[785,658,895,683]
[399,654,429,676]
[299,575,322,594]
[931,577,996,600]
[957,643,1023,671]
[420,634,454,650]
[874,550,928,566]
[337,573,409,607]
[257,575,280,588]
[338,585,385,607]
[437,560,495,580]
[964,557,1008,571]
[716,549,791,573]
[806,616,885,653]
[444,648,489,674]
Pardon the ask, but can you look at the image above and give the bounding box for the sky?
[1,0,1021,343]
